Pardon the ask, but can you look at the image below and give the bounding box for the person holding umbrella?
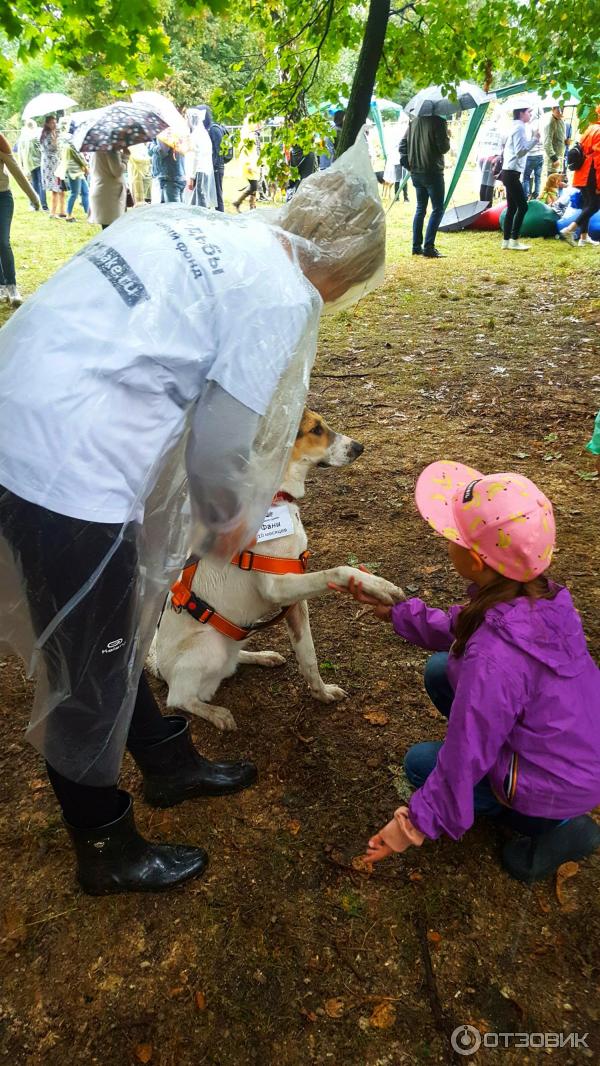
[0,131,388,897]
[89,148,128,227]
[500,105,540,251]
[400,114,451,257]
[75,102,169,227]
[40,115,66,219]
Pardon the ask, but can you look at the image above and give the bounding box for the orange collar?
[230,548,309,574]
[170,548,310,641]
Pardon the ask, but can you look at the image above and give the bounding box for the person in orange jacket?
[560,105,600,247]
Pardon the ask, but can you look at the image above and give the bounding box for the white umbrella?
[131,91,185,131]
[500,92,541,114]
[22,92,78,120]
[405,81,490,118]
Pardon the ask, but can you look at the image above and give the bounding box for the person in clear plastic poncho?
[0,130,386,895]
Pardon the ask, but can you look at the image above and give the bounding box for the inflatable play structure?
[499,199,559,238]
[469,201,506,230]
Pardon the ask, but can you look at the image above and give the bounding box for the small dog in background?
[540,172,568,205]
[149,409,404,731]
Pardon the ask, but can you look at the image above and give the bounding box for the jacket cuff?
[380,806,426,852]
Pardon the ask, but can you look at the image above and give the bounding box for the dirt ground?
[0,197,599,1066]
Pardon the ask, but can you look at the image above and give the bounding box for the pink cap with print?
[415,461,555,581]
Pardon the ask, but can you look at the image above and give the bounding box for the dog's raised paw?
[360,574,405,605]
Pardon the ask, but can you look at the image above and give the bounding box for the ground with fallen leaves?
[0,182,599,1065]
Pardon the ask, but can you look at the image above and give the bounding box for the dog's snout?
[350,440,364,459]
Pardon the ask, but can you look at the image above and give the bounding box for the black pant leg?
[216,167,225,211]
[0,489,140,785]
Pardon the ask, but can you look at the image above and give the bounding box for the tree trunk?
[335,0,391,157]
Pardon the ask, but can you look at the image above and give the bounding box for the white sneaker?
[0,285,9,303]
[501,239,510,249]
[508,239,529,251]
[560,230,577,247]
[580,235,599,246]
[6,285,23,307]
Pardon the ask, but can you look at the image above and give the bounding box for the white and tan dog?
[149,410,403,730]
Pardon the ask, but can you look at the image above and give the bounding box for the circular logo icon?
[451,1025,482,1056]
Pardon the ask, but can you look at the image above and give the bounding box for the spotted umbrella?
[72,102,168,153]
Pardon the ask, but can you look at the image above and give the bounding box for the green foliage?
[0,0,177,86]
[159,9,260,111]
[0,55,69,125]
[223,0,597,152]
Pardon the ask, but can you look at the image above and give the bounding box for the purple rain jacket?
[390,585,600,841]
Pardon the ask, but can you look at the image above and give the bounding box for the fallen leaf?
[195,990,207,1011]
[409,871,423,882]
[2,905,27,948]
[287,819,301,836]
[427,930,442,945]
[324,997,345,1018]
[300,1007,318,1022]
[168,986,185,998]
[351,856,373,875]
[555,861,579,906]
[363,710,389,726]
[369,1001,397,1029]
[421,564,443,575]
[134,1045,152,1064]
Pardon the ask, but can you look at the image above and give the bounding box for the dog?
[149,409,404,731]
[540,172,568,205]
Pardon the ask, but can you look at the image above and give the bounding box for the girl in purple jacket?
[333,461,600,882]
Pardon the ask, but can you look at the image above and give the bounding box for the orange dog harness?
[170,549,310,642]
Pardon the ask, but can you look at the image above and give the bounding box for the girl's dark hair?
[513,108,529,120]
[451,574,556,657]
[40,115,56,142]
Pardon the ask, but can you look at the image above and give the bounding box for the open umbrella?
[132,91,191,154]
[438,200,491,232]
[73,103,168,153]
[22,92,78,120]
[131,90,184,130]
[405,82,490,118]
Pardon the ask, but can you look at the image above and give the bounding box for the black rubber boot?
[502,815,600,883]
[129,715,258,808]
[65,791,208,895]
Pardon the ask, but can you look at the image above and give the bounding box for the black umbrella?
[73,103,168,153]
[438,200,491,232]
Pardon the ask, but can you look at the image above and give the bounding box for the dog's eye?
[310,424,324,437]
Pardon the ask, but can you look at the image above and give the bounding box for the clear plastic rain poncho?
[184,108,217,208]
[0,128,385,786]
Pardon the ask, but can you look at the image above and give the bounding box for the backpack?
[567,142,584,171]
[215,125,233,164]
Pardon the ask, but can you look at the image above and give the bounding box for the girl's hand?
[328,567,393,619]
[360,832,394,863]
